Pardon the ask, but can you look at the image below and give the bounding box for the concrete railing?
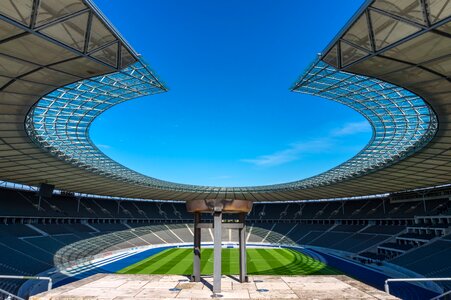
[0,275,52,292]
[384,278,451,298]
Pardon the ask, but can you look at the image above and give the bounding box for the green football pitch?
[117,248,341,275]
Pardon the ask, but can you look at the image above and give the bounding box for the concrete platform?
[30,274,399,300]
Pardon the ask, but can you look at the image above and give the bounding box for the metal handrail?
[384,278,451,299]
[0,275,52,291]
[431,289,451,300]
[0,287,25,300]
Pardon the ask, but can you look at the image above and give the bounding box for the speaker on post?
[38,183,55,199]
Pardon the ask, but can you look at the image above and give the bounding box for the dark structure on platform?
[37,183,55,211]
[186,199,253,293]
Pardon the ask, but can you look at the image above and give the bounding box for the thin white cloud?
[241,139,332,167]
[332,121,371,136]
[213,175,232,179]
[97,144,111,149]
[242,121,371,167]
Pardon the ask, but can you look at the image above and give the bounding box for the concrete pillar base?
[187,199,253,293]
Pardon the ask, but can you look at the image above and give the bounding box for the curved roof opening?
[89,91,372,187]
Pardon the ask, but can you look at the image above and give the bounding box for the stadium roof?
[0,0,449,201]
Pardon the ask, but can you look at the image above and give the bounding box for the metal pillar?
[37,196,42,211]
[193,212,201,282]
[213,211,222,293]
[186,199,253,294]
[239,213,247,283]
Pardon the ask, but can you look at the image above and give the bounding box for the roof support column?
[239,212,248,283]
[192,212,201,282]
[213,211,222,294]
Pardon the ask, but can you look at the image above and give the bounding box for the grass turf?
[117,248,342,275]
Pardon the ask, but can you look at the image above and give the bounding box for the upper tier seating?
[361,225,405,235]
[1,186,449,221]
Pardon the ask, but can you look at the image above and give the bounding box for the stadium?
[0,0,450,299]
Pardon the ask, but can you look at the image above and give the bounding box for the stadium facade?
[0,0,450,299]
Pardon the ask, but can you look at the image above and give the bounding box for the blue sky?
[91,0,370,187]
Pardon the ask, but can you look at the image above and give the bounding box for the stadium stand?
[0,0,449,298]
[0,185,450,296]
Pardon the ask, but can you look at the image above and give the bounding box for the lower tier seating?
[0,220,449,295]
